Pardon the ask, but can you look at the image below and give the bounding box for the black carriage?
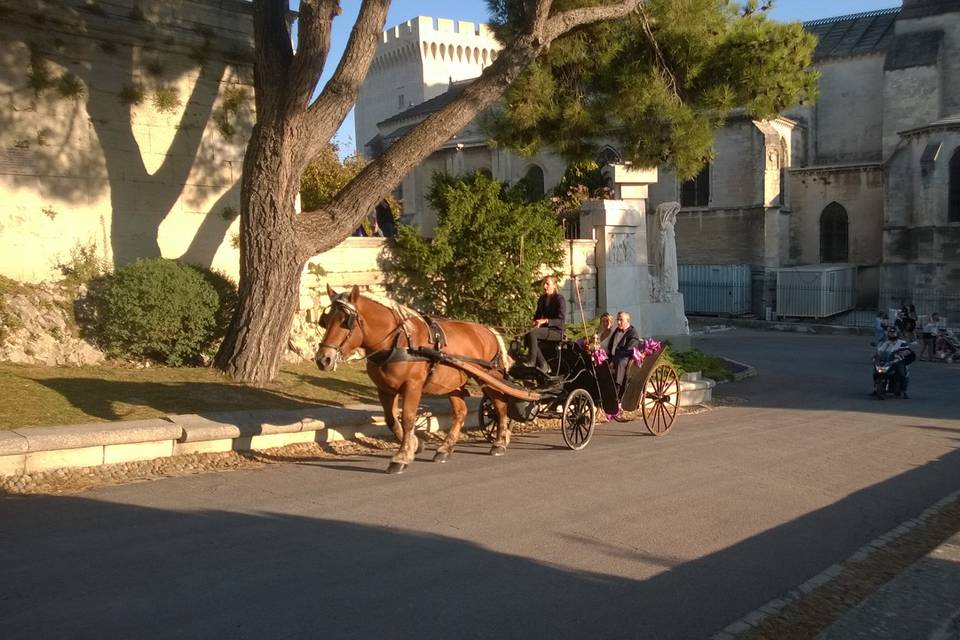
[475,340,681,450]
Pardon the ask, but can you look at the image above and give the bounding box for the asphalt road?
[1,330,958,640]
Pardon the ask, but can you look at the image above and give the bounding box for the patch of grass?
[27,55,55,94]
[152,86,181,113]
[118,83,145,106]
[0,361,378,429]
[56,73,85,100]
[664,347,732,381]
[55,240,110,284]
[214,111,235,138]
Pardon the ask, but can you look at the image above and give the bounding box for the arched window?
[820,202,849,263]
[950,148,960,222]
[524,165,545,200]
[596,146,622,167]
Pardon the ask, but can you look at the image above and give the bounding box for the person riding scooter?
[872,326,915,399]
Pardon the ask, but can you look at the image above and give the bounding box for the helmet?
[885,326,899,339]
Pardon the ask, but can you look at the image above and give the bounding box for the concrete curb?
[0,377,718,478]
[720,318,873,337]
[0,400,464,477]
[710,490,960,640]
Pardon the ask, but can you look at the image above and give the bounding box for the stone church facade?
[361,1,960,319]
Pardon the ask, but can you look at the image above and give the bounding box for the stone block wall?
[298,237,599,325]
[788,165,884,267]
[0,0,254,283]
[674,207,766,266]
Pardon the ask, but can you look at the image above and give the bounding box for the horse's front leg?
[387,382,424,474]
[490,395,512,456]
[434,389,469,463]
[377,387,402,444]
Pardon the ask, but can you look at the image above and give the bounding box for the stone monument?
[578,166,688,337]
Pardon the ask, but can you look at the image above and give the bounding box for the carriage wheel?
[477,395,501,443]
[641,363,680,436]
[561,388,596,450]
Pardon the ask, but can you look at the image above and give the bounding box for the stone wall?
[673,207,767,266]
[298,237,599,326]
[790,55,886,164]
[0,0,254,283]
[788,164,885,267]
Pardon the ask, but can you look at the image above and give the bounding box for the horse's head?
[315,284,364,371]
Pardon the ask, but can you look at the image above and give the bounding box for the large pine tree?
[215,0,817,384]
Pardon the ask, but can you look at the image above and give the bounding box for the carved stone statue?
[652,201,680,301]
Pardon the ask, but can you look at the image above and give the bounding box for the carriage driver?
[522,275,566,374]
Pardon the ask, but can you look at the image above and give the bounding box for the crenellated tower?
[354,16,501,156]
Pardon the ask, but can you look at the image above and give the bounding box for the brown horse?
[315,285,513,474]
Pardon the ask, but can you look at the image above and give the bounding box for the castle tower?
[354,16,501,156]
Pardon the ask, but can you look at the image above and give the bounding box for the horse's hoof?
[489,445,506,457]
[415,437,424,454]
[433,451,450,463]
[386,462,407,475]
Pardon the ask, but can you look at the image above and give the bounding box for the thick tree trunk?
[214,125,305,385]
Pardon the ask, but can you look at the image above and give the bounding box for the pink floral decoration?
[605,403,623,421]
[592,348,608,366]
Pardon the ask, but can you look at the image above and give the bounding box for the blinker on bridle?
[317,297,362,368]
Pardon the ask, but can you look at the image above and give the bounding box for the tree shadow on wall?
[0,0,253,270]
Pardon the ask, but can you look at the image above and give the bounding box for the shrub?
[91,259,233,365]
[56,240,110,284]
[152,86,181,113]
[389,172,564,334]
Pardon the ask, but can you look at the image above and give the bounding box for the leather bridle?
[316,296,409,369]
[316,298,364,369]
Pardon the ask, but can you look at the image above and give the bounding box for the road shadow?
[2,444,960,639]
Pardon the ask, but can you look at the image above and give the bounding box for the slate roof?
[377,80,470,129]
[803,7,900,60]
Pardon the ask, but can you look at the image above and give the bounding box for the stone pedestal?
[580,199,650,335]
[579,165,689,338]
[637,296,690,337]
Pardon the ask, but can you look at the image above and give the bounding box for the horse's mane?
[358,292,423,321]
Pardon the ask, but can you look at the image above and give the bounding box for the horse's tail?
[490,328,512,371]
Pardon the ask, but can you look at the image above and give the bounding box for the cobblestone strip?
[711,490,960,640]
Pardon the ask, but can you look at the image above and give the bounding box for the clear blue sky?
[294,1,901,154]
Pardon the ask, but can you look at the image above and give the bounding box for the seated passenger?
[523,275,566,374]
[605,311,640,393]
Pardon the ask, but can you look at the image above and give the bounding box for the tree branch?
[543,0,643,41]
[253,0,294,108]
[294,0,646,256]
[300,0,390,159]
[286,0,341,113]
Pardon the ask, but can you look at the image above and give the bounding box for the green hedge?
[91,259,236,366]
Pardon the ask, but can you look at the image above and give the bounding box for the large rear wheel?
[641,363,680,436]
[561,388,596,450]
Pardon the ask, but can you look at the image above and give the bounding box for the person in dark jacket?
[605,311,641,391]
[523,275,566,374]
